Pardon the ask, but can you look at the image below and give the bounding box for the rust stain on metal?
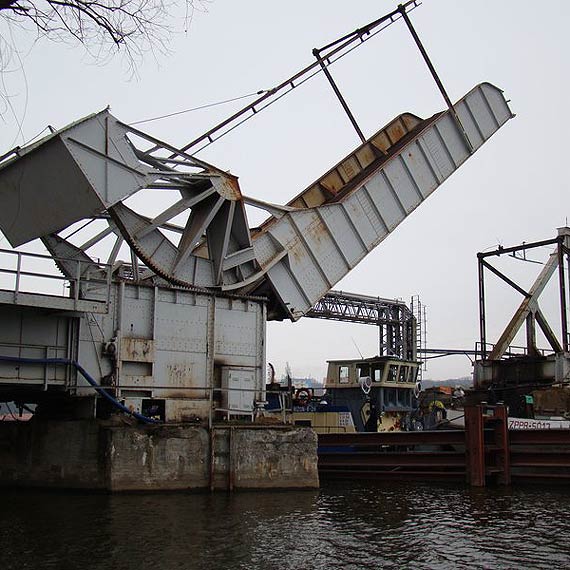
[355,146,375,169]
[321,171,344,193]
[303,186,326,208]
[290,242,307,264]
[212,175,242,201]
[259,112,425,221]
[386,121,406,144]
[402,113,422,130]
[121,338,154,363]
[371,131,391,153]
[167,363,193,386]
[308,220,326,248]
[338,157,360,183]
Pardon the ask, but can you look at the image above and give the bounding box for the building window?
[339,366,350,384]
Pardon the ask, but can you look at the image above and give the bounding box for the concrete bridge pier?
[0,420,319,492]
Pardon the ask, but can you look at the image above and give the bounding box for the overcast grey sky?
[1,0,569,382]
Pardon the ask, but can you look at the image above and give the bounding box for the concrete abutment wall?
[0,420,319,491]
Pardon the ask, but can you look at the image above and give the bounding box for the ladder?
[411,295,427,382]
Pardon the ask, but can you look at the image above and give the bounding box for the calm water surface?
[2,481,570,569]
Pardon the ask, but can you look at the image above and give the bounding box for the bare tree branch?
[0,0,209,69]
[0,0,20,10]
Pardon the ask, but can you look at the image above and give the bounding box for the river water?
[2,481,570,570]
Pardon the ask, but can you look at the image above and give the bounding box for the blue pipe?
[0,355,159,424]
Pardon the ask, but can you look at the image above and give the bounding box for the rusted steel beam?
[465,406,486,487]
[319,469,465,480]
[478,237,559,260]
[317,406,570,485]
[318,429,465,447]
[209,428,216,492]
[478,256,487,357]
[510,451,570,467]
[511,472,570,481]
[481,259,531,299]
[558,243,569,352]
[318,451,465,467]
[490,404,511,485]
[510,430,570,445]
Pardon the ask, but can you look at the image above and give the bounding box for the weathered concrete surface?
[0,420,319,491]
[0,419,106,489]
[231,427,318,489]
[107,424,210,491]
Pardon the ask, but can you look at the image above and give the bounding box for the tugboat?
[272,356,421,434]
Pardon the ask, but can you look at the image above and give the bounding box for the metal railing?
[475,341,551,361]
[0,248,112,310]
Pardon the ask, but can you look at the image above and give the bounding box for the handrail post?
[106,263,112,312]
[74,260,81,310]
[14,252,22,303]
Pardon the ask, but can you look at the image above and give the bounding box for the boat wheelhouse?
[323,356,420,432]
[287,356,420,433]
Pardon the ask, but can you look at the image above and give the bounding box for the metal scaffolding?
[306,290,419,361]
[474,227,570,391]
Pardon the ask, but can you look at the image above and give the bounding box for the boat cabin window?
[373,365,384,382]
[387,364,398,382]
[386,388,397,406]
[399,366,408,383]
[339,366,350,384]
[357,365,370,378]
